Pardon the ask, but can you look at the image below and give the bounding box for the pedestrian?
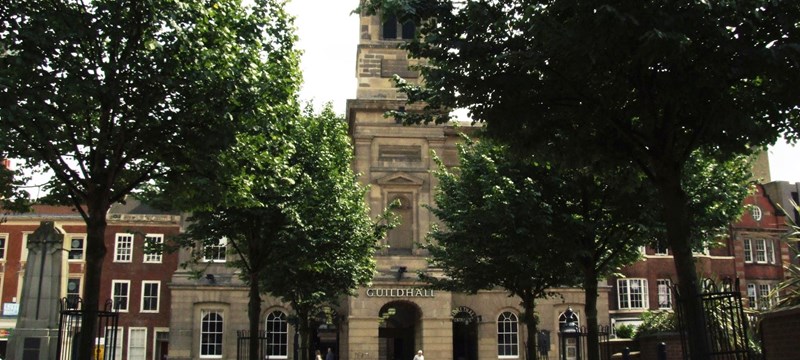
[326,348,335,360]
[316,350,323,360]
[413,350,424,360]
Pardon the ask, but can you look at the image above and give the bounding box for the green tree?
[264,106,391,360]
[426,137,581,359]
[0,0,300,357]
[160,106,389,360]
[359,1,800,357]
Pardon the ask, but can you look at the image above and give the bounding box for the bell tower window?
[382,15,416,40]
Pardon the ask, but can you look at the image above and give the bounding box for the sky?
[285,0,800,183]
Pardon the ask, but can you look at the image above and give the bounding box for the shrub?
[614,324,635,339]
[634,310,677,339]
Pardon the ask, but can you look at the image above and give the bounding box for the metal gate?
[57,297,120,360]
[674,278,753,359]
[237,330,270,360]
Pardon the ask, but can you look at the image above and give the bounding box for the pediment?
[375,172,424,186]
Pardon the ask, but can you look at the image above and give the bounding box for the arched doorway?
[313,307,340,360]
[452,307,478,360]
[378,301,421,360]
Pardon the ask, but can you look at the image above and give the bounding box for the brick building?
[0,199,181,359]
[609,183,790,328]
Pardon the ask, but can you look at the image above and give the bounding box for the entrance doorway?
[452,307,478,360]
[378,301,421,360]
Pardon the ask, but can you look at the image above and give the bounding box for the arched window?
[387,193,413,254]
[200,311,224,358]
[497,311,519,358]
[382,15,398,39]
[266,310,288,358]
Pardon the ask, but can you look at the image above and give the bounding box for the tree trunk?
[76,208,108,360]
[656,168,710,360]
[583,265,600,360]
[249,271,262,360]
[521,296,538,360]
[296,310,313,360]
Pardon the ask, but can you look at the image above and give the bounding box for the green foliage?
[614,324,635,339]
[426,136,581,296]
[634,310,677,339]
[0,1,303,357]
[360,1,797,355]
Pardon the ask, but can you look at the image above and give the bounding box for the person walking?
[413,350,424,360]
[326,348,335,360]
[315,350,323,360]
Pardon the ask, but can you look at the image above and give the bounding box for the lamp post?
[559,307,581,360]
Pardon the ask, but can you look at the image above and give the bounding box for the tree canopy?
[359,1,800,357]
[0,0,301,357]
[426,137,581,358]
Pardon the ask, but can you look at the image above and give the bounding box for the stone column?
[7,221,65,359]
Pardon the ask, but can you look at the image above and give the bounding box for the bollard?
[657,342,666,360]
[622,347,630,360]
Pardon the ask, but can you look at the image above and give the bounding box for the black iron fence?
[57,297,120,360]
[674,278,755,360]
[237,330,270,360]
[553,325,611,360]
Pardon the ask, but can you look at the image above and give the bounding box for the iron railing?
[56,297,119,360]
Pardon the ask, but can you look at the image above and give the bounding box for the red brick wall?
[760,306,800,360]
[638,332,683,360]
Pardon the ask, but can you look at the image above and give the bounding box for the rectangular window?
[111,280,130,312]
[144,234,164,263]
[68,235,85,261]
[747,283,757,308]
[201,310,224,358]
[755,239,767,263]
[743,239,753,263]
[766,240,776,264]
[202,238,227,263]
[141,281,160,313]
[657,279,672,309]
[617,279,649,310]
[114,233,134,263]
[104,326,123,360]
[758,284,772,309]
[66,278,81,308]
[653,243,669,256]
[128,327,147,360]
[0,234,7,260]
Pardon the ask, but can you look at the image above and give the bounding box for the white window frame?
[747,283,757,308]
[766,239,776,264]
[111,280,130,312]
[141,281,160,313]
[617,278,649,310]
[266,311,289,359]
[0,233,7,260]
[105,326,124,360]
[202,238,227,263]
[114,233,134,263]
[128,327,147,360]
[743,239,753,263]
[200,310,224,358]
[144,234,164,263]
[20,232,31,263]
[653,243,669,256]
[497,311,519,358]
[66,277,82,305]
[754,239,767,264]
[67,234,86,262]
[657,279,672,310]
[758,284,773,309]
